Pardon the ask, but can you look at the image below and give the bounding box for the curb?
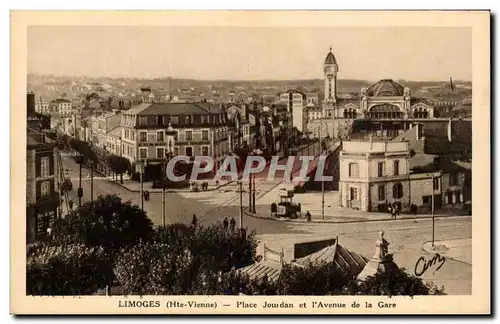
[243,210,471,225]
[109,179,236,194]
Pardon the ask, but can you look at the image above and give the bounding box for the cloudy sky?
[28,26,472,81]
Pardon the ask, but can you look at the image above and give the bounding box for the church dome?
[324,50,337,65]
[366,79,405,97]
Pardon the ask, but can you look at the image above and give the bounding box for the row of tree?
[55,133,131,183]
[26,194,444,296]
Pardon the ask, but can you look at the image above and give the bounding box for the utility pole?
[162,187,166,228]
[90,160,94,204]
[138,162,144,211]
[252,172,256,214]
[239,181,243,229]
[248,172,252,211]
[431,173,435,247]
[78,155,83,207]
[321,122,325,220]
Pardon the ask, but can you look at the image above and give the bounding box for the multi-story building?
[280,90,307,133]
[26,128,60,243]
[106,126,123,156]
[120,102,230,180]
[49,98,72,116]
[339,139,442,212]
[91,111,122,149]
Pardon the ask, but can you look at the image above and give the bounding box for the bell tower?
[323,47,339,103]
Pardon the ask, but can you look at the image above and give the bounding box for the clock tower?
[323,47,339,103]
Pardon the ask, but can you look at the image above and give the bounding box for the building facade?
[26,129,60,243]
[280,90,307,133]
[339,139,445,212]
[121,102,231,180]
[49,99,73,116]
[339,140,411,212]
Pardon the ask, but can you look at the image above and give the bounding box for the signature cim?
[414,253,446,276]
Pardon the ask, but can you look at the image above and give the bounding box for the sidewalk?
[107,177,236,193]
[244,205,471,225]
[422,238,472,265]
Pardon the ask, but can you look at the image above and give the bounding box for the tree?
[106,154,130,184]
[26,243,111,296]
[342,267,445,296]
[51,194,154,253]
[276,261,350,295]
[114,222,258,295]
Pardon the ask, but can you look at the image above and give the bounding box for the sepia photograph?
[11,10,490,315]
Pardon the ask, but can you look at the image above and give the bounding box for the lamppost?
[76,154,84,207]
[238,180,243,229]
[431,173,436,247]
[136,161,145,211]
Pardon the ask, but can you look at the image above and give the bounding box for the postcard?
[11,10,490,315]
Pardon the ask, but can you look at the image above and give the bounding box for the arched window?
[349,163,359,177]
[393,183,403,199]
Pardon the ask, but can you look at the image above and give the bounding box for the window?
[40,157,50,178]
[174,146,179,156]
[41,181,50,196]
[433,177,440,190]
[348,163,359,178]
[157,115,164,126]
[378,185,385,201]
[393,183,403,199]
[350,187,358,201]
[185,147,193,157]
[449,173,458,186]
[139,116,147,126]
[185,130,193,141]
[156,147,165,159]
[378,162,384,177]
[139,148,147,159]
[393,160,399,176]
[202,130,209,141]
[185,115,191,124]
[157,131,164,142]
[171,116,179,124]
[139,131,147,142]
[202,146,209,156]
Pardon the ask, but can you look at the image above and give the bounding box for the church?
[321,47,436,122]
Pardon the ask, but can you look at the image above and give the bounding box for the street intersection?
[61,153,472,295]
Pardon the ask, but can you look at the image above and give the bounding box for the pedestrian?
[391,203,397,219]
[223,217,229,231]
[306,210,312,222]
[229,217,236,232]
[68,199,73,211]
[192,214,198,228]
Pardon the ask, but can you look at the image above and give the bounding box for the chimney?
[447,118,452,142]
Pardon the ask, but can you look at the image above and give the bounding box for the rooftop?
[366,79,405,97]
[134,102,224,116]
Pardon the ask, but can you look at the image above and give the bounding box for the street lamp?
[136,161,145,211]
[76,154,84,207]
[237,180,243,229]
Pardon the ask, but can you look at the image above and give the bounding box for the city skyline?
[28,26,472,82]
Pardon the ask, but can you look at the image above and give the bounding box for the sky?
[27,26,472,82]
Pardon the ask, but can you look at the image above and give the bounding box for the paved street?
[61,153,472,295]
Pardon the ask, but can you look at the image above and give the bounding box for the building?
[91,111,122,149]
[49,98,72,116]
[120,102,230,180]
[339,139,443,212]
[26,128,60,244]
[280,90,307,133]
[306,104,323,120]
[106,126,123,156]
